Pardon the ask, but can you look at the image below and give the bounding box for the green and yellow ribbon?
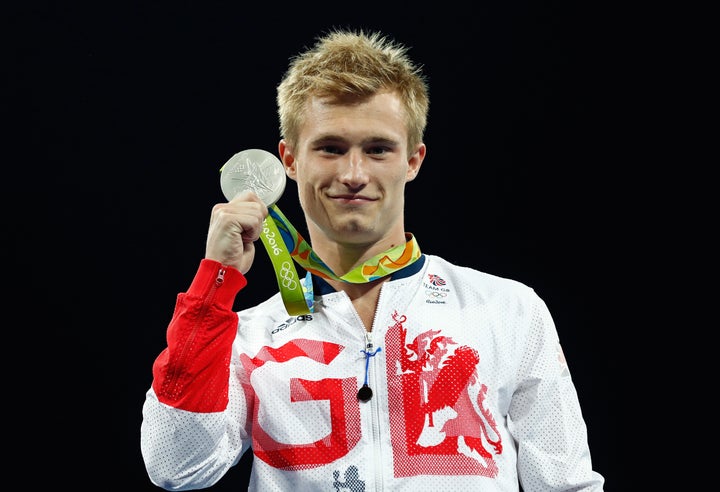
[260,204,421,315]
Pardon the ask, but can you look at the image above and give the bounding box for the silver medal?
[220,149,287,206]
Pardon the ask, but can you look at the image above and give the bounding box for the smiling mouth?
[330,192,375,201]
[332,197,376,207]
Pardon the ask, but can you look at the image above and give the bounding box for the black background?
[12,2,624,490]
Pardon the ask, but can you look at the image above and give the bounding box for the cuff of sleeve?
[186,259,248,310]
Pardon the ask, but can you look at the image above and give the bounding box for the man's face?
[283,91,424,248]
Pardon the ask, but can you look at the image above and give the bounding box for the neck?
[307,230,409,279]
[266,206,419,284]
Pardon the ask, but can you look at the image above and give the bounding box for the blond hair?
[276,29,429,151]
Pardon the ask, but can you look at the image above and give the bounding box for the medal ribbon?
[260,204,422,315]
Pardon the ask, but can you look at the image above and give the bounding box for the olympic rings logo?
[425,291,447,298]
[279,261,298,290]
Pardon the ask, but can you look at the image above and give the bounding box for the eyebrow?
[310,134,400,147]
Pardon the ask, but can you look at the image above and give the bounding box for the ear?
[278,140,297,181]
[406,143,426,182]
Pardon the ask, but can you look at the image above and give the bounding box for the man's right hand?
[205,190,268,274]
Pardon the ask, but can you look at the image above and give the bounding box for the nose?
[338,151,369,186]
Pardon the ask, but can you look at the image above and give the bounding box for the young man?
[141,29,605,490]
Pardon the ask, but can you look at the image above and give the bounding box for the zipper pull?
[364,331,373,351]
[358,331,382,402]
[216,267,226,285]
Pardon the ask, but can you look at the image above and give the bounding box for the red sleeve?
[151,259,248,412]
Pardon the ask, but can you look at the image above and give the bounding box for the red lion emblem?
[386,311,502,477]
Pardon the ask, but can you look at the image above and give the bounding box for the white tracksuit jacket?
[141,254,605,491]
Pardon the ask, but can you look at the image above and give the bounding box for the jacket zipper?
[368,290,384,491]
[165,266,225,396]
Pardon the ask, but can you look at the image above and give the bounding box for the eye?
[366,146,392,156]
[318,145,344,155]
